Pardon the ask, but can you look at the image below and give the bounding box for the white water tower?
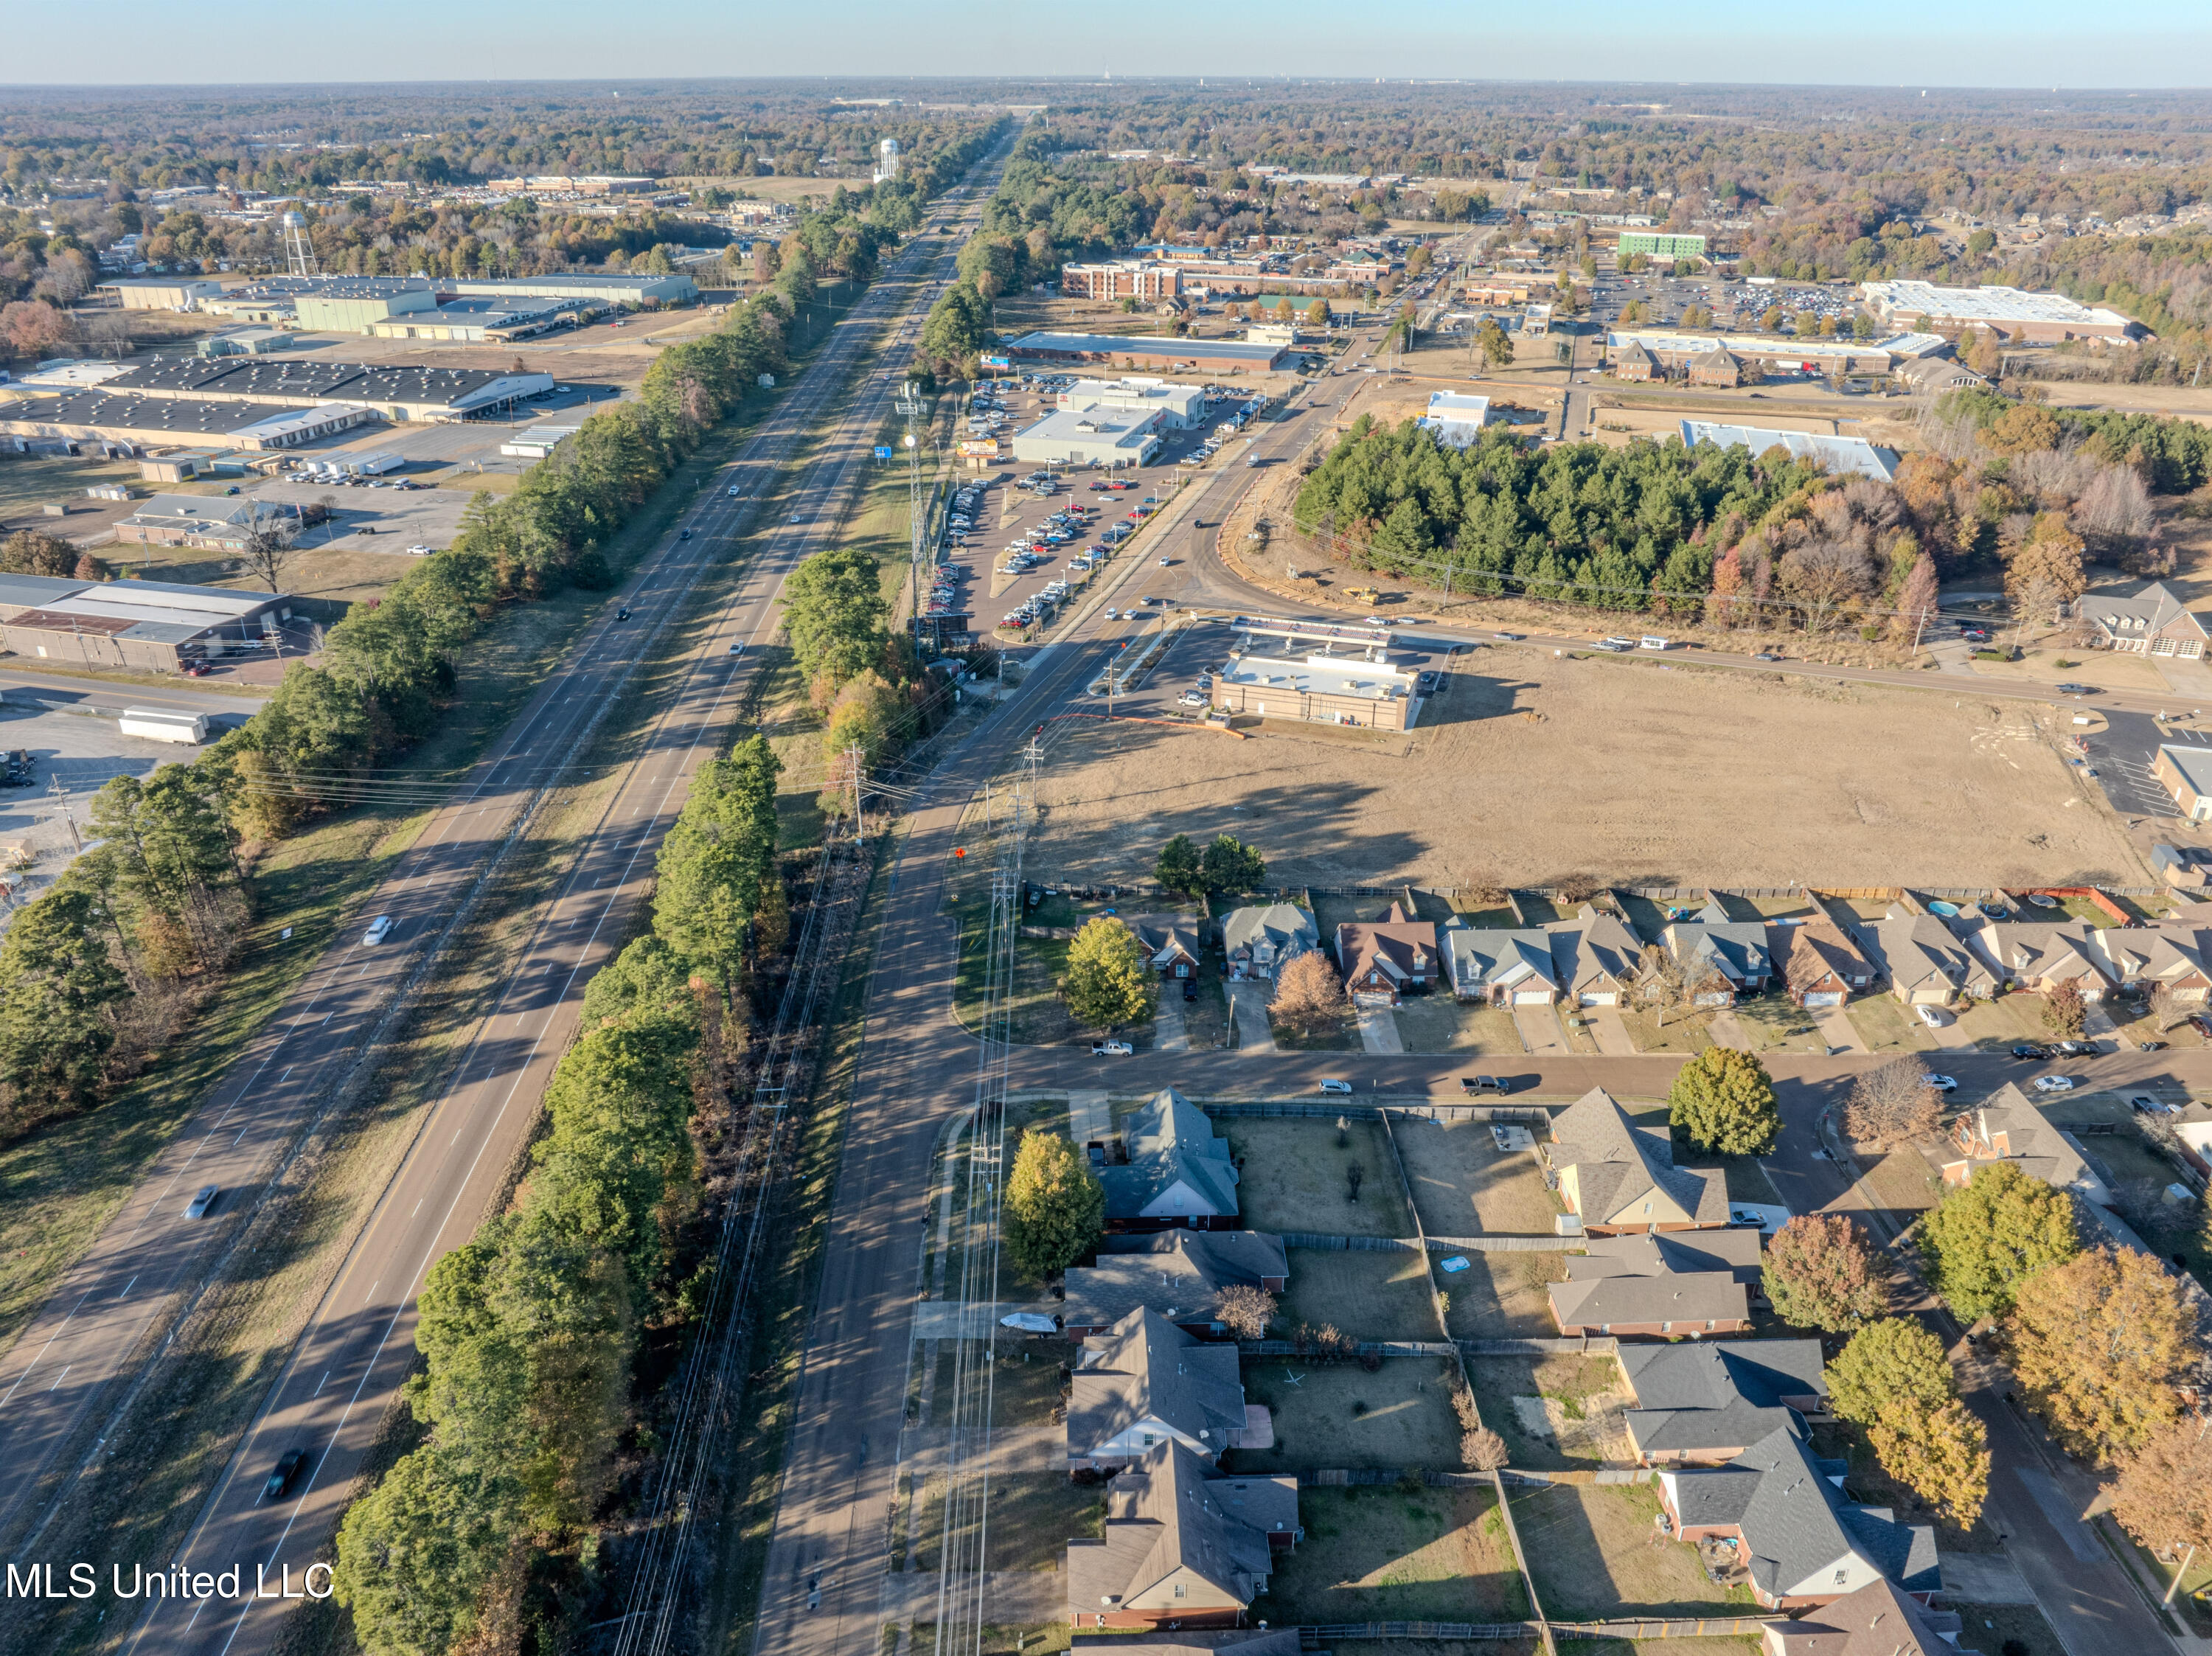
[280,210,319,278]
[876,138,900,182]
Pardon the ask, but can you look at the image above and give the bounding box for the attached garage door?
[1513,991,1553,1006]
[1803,992,1843,1008]
[1579,992,1617,1006]
[1911,990,1950,1006]
[1352,992,1394,1009]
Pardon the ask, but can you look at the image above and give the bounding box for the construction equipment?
[1346,586,1382,605]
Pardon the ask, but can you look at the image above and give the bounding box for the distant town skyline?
[7,1,2212,88]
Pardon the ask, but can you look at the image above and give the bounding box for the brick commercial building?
[1004,331,1288,375]
[0,573,291,674]
[1210,644,1418,732]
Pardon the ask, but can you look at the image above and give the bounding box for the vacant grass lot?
[913,1473,1102,1573]
[1443,1251,1568,1340]
[1512,1482,1756,1621]
[1395,995,1526,1055]
[1397,1117,1562,1236]
[1279,1247,1441,1343]
[1253,1485,1531,1627]
[1222,1116,1415,1237]
[1240,1356,1463,1472]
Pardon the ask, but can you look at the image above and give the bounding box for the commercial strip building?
[0,392,380,453]
[1055,378,1208,428]
[100,271,697,333]
[0,573,291,674]
[1004,331,1288,375]
[1859,280,2138,343]
[1010,406,1163,469]
[1678,422,1899,481]
[483,174,660,195]
[1606,327,1946,378]
[1209,633,1419,732]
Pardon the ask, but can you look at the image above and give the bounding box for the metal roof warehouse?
[0,392,380,452]
[90,359,554,421]
[0,574,289,673]
[1004,331,1288,373]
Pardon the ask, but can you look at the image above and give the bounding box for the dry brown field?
[1029,652,2143,890]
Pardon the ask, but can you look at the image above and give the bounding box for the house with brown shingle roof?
[1757,1578,1969,1656]
[1767,917,1874,1008]
[1543,1087,1730,1234]
[1065,1441,1301,1629]
[1334,901,1436,1007]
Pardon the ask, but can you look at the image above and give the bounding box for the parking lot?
[943,373,1265,647]
[2086,709,2199,820]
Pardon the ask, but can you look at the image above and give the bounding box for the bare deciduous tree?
[1843,1057,1944,1149]
[1462,1428,1509,1471]
[1271,949,1345,1035]
[236,512,300,594]
[1216,1284,1277,1340]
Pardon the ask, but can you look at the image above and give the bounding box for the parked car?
[1916,1004,1947,1029]
[185,1184,220,1218]
[2138,1039,2168,1051]
[1182,982,1197,1001]
[1924,1074,1958,1091]
[1459,1075,1511,1094]
[1318,1078,1354,1094]
[2132,1094,2175,1114]
[1595,637,1635,652]
[2053,1040,2096,1057]
[263,1450,307,1501]
[2032,1074,2076,1093]
[1179,692,1207,707]
[2010,1043,2051,1060]
[1091,1041,1133,1056]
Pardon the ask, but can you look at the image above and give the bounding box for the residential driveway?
[1154,992,1191,1054]
[1357,1004,1404,1054]
[1226,980,1278,1054]
[1512,1005,1562,1054]
[1815,1003,1866,1054]
[1924,1011,1978,1051]
[1585,1003,1637,1055]
[1708,1009,1752,1048]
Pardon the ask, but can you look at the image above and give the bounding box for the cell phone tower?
[281,210,319,278]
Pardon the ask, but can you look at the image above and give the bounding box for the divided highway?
[0,144,1007,1656]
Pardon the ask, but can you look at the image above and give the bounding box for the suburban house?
[1756,1578,1968,1656]
[2076,582,2209,659]
[1657,1426,1941,1610]
[1612,338,1658,380]
[1549,907,1647,1006]
[1065,1440,1301,1629]
[1334,902,1437,1007]
[1858,908,1997,1006]
[1548,1230,1758,1338]
[1131,917,1204,980]
[1065,1309,1267,1471]
[1062,1232,1290,1339]
[2093,923,2212,1001]
[1440,928,1563,1004]
[1767,918,1874,1007]
[1937,1084,2113,1207]
[1617,1339,1829,1467]
[1688,344,1752,387]
[1663,905,1773,1004]
[1955,919,2115,1002]
[1543,1087,1730,1234]
[1099,1089,1242,1231]
[1220,903,1318,982]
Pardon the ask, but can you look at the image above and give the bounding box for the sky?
[8,0,2212,88]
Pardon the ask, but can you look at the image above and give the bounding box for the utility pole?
[48,774,82,855]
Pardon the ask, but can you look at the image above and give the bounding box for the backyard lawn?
[1224,1116,1416,1238]
[1395,1117,1563,1236]
[1279,1248,1443,1344]
[1465,1354,1625,1472]
[1253,1485,1531,1627]
[1239,1356,1463,1472]
[1512,1481,1757,1621]
[1442,1250,1567,1340]
[913,1473,1101,1573]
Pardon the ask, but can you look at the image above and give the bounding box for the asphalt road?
[0,144,1011,1656]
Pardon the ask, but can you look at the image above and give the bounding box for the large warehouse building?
[1004,330,1287,375]
[0,574,290,673]
[1679,422,1900,481]
[1858,281,2139,344]
[84,358,554,422]
[0,392,380,452]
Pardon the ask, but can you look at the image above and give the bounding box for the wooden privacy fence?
[1203,1102,1553,1127]
[1278,1232,1572,1255]
[1295,1618,1765,1644]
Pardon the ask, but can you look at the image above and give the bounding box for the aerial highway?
[0,140,1010,1656]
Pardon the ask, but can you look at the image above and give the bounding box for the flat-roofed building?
[1679,422,1899,482]
[0,574,290,673]
[447,273,697,307]
[1860,280,2138,344]
[1618,231,1708,260]
[501,421,588,459]
[0,391,379,453]
[97,277,222,310]
[1062,261,1184,302]
[113,493,299,550]
[1419,391,1490,449]
[1006,331,1287,374]
[292,278,440,333]
[366,294,588,343]
[1010,405,1163,469]
[91,359,553,422]
[1210,646,1418,732]
[1057,377,1208,428]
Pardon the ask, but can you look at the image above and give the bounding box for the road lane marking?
[315,1371,330,1396]
[117,1276,136,1301]
[48,1365,69,1392]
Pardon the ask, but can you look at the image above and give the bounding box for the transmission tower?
[280,211,319,278]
